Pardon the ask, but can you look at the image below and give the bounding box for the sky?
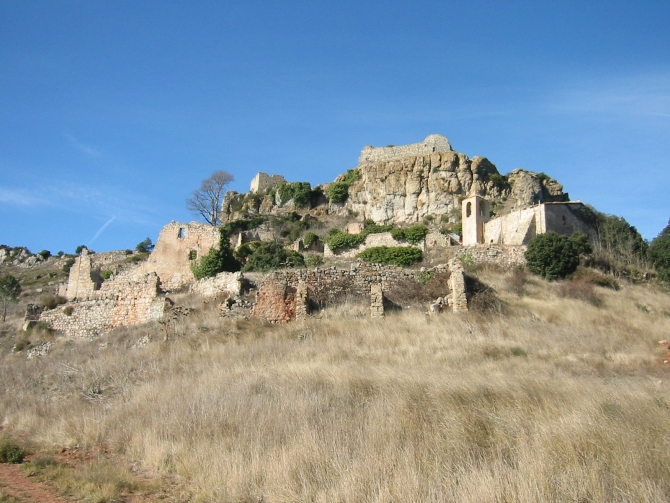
[1,0,669,254]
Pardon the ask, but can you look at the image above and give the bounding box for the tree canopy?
[648,219,670,283]
[186,170,234,226]
[0,274,21,322]
[525,232,590,280]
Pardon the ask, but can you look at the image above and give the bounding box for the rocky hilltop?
[221,134,568,226]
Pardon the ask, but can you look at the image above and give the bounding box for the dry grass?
[1,270,670,502]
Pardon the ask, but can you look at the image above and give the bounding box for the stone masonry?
[140,221,220,291]
[252,260,466,323]
[41,272,166,338]
[370,283,385,317]
[358,134,453,164]
[448,258,468,313]
[250,172,286,193]
[65,249,100,300]
[188,271,244,298]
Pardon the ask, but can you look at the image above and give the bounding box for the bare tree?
[186,170,234,226]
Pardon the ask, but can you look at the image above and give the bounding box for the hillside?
[1,256,670,501]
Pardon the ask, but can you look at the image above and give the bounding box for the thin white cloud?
[63,132,101,157]
[88,215,116,245]
[0,176,163,227]
[0,187,44,206]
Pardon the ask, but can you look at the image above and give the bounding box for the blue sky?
[1,0,669,253]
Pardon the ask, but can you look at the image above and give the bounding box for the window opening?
[178,228,185,239]
[466,202,472,218]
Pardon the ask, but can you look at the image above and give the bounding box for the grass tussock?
[0,491,22,503]
[20,457,144,503]
[1,269,670,502]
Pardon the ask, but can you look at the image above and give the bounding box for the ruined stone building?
[138,221,220,291]
[461,195,595,246]
[249,172,285,193]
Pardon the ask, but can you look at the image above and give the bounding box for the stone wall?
[140,221,220,291]
[41,273,166,338]
[252,280,297,324]
[188,271,244,298]
[252,261,461,323]
[458,245,527,269]
[250,172,285,193]
[448,258,468,313]
[425,231,459,247]
[90,250,133,266]
[65,249,99,300]
[481,202,594,246]
[358,134,453,164]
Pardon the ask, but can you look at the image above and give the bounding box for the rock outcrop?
[219,134,569,227]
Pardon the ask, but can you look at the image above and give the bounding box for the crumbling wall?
[65,249,99,300]
[252,280,297,324]
[370,284,385,317]
[41,273,166,338]
[141,221,220,291]
[250,172,286,193]
[252,262,456,323]
[358,134,453,164]
[448,258,468,313]
[457,245,527,269]
[188,271,244,298]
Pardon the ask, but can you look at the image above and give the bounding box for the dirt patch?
[0,462,67,503]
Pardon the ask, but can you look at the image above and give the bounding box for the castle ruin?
[358,134,453,165]
[250,172,285,193]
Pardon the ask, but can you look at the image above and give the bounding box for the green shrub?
[233,241,262,265]
[569,232,593,256]
[274,182,312,207]
[269,214,310,244]
[242,242,305,272]
[325,182,350,203]
[303,232,318,247]
[525,232,581,280]
[488,173,507,190]
[38,250,51,260]
[390,226,429,244]
[324,222,394,251]
[191,228,240,280]
[404,225,429,244]
[648,219,670,283]
[101,270,113,280]
[357,246,423,267]
[0,439,27,463]
[124,252,150,264]
[325,232,366,250]
[510,346,527,357]
[62,258,76,273]
[340,168,361,185]
[304,254,323,267]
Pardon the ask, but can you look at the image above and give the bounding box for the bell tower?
[462,196,490,246]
